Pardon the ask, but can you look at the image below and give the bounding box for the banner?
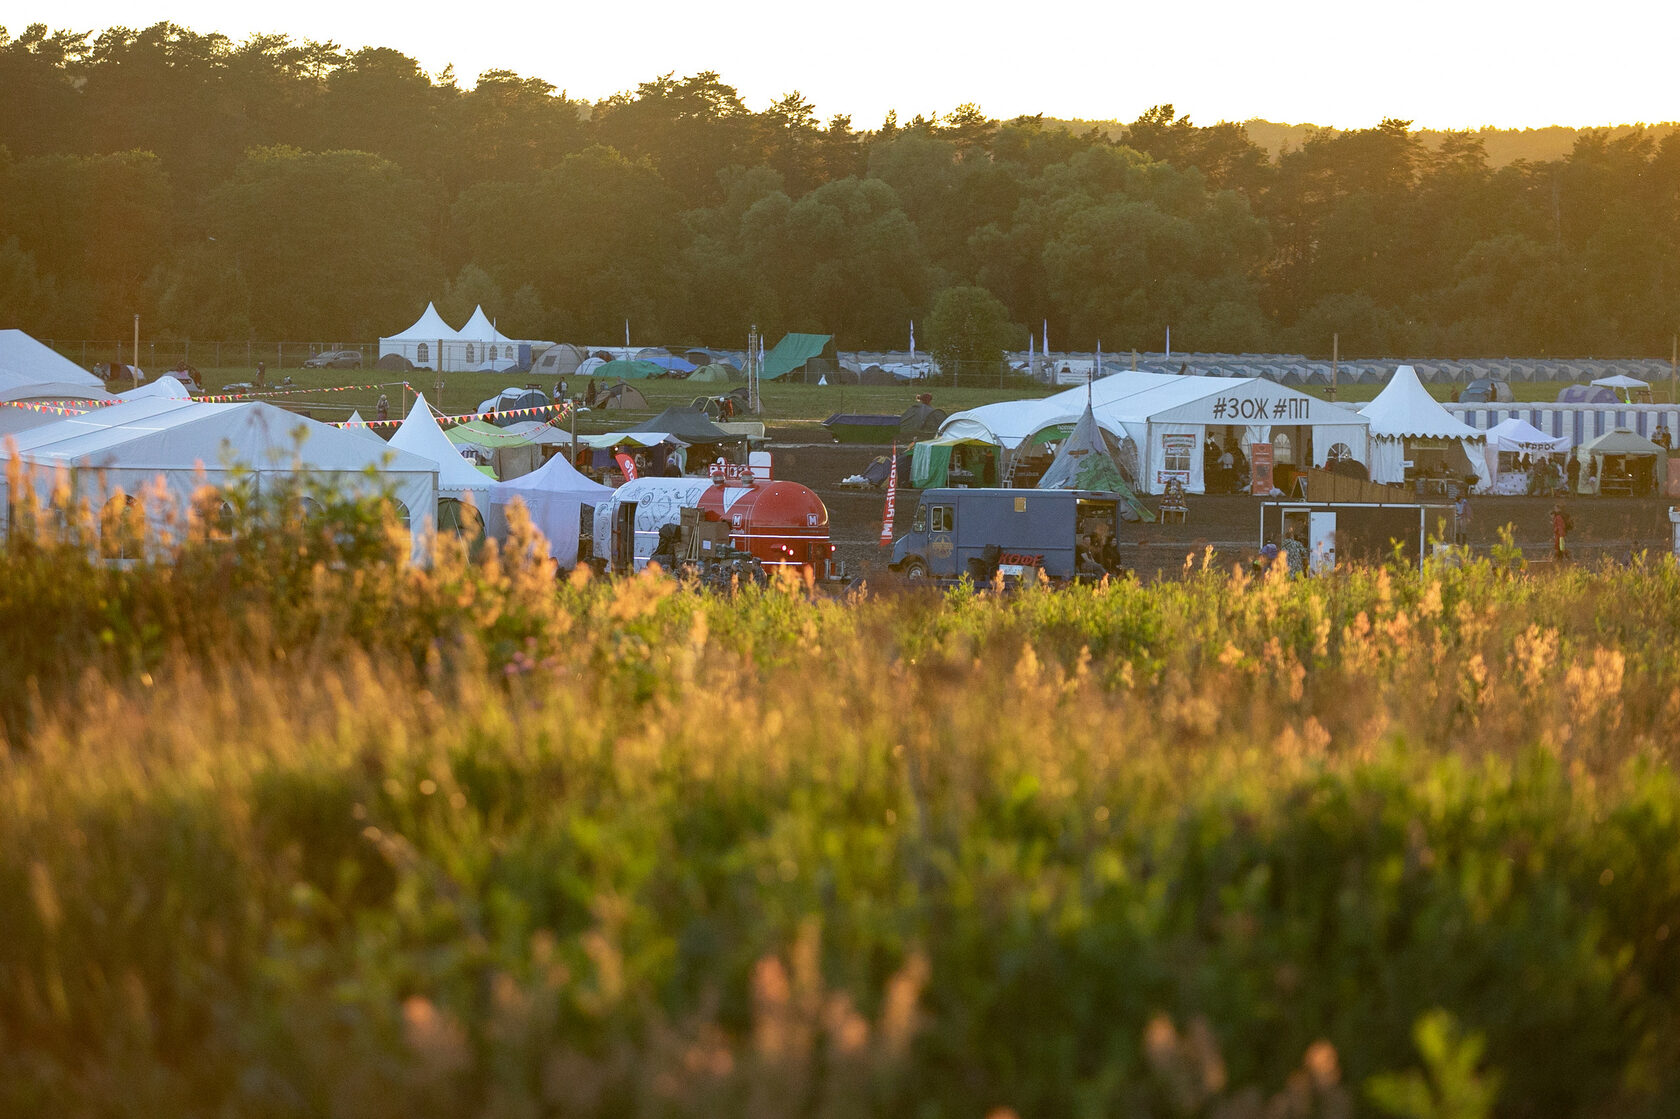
[1250,442,1275,495]
[615,452,638,481]
[879,444,898,547]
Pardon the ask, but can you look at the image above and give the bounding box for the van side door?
[927,501,957,577]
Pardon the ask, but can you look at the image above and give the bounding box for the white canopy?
[0,329,110,403]
[389,394,497,497]
[1485,417,1569,454]
[0,397,438,558]
[489,451,613,568]
[1590,374,1650,390]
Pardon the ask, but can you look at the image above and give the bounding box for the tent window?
[391,500,411,530]
[1273,432,1294,464]
[1162,441,1191,476]
[1327,442,1353,465]
[417,343,429,363]
[465,343,476,363]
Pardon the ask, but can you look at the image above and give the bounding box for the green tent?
[687,362,739,383]
[761,333,831,380]
[594,358,664,380]
[911,437,1001,489]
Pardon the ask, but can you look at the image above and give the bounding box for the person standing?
[1552,503,1571,561]
[1454,492,1472,547]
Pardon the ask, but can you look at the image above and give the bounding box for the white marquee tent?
[0,329,114,436]
[488,451,614,568]
[1360,365,1489,489]
[941,370,1370,494]
[0,397,438,558]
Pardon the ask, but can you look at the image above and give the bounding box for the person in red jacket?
[1551,503,1572,561]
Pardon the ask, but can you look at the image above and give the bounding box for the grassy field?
[5,484,1680,1116]
[152,366,1054,436]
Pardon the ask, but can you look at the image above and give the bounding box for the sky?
[8,0,1678,131]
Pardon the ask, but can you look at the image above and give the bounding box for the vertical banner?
[615,452,638,481]
[1250,443,1274,495]
[879,445,898,547]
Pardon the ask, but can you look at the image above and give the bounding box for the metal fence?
[42,340,378,373]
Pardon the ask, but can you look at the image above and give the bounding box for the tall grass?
[3,486,1680,1116]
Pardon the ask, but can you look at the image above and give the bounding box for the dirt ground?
[769,436,1678,580]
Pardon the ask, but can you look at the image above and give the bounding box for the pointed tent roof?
[629,407,738,442]
[343,410,388,444]
[1360,365,1482,440]
[0,329,110,402]
[1035,402,1153,521]
[389,393,496,493]
[458,306,517,345]
[382,302,463,344]
[492,449,614,500]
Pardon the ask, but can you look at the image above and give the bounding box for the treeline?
[3,21,1678,357]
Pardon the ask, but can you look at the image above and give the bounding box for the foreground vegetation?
[5,484,1680,1117]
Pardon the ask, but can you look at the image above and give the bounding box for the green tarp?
[761,333,831,380]
[594,359,665,380]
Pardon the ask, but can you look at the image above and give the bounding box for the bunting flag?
[878,444,898,547]
[333,399,575,431]
[194,380,404,403]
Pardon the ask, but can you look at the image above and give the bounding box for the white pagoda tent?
[378,303,466,372]
[458,306,522,371]
[1360,365,1489,489]
[388,394,495,531]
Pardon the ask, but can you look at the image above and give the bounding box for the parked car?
[304,349,363,369]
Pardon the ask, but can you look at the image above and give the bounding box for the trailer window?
[931,505,954,532]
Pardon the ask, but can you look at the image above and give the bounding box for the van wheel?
[901,558,927,580]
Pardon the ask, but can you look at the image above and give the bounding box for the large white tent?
[488,451,614,568]
[941,370,1370,494]
[0,329,114,437]
[1360,365,1489,489]
[0,397,438,558]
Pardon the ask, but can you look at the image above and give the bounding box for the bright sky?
[10,0,1678,130]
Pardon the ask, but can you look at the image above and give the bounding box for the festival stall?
[1482,417,1571,494]
[487,449,614,567]
[1360,365,1489,493]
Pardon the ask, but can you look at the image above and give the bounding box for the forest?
[2,21,1678,358]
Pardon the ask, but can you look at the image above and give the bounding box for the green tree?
[927,285,1020,377]
[202,146,438,338]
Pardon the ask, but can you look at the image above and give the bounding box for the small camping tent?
[1035,403,1153,522]
[593,359,664,380]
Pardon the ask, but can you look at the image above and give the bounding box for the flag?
[909,320,916,358]
[879,444,898,547]
[615,451,638,481]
